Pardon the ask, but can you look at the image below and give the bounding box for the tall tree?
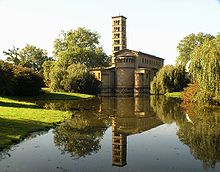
[53,27,109,68]
[176,32,214,68]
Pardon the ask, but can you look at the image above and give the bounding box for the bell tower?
[112,15,127,65]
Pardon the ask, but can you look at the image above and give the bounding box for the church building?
[91,16,164,96]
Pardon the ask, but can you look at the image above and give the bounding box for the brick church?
[91,16,164,96]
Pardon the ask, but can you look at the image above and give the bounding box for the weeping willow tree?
[151,65,188,94]
[176,32,214,69]
[187,34,220,104]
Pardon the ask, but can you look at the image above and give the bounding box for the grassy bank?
[165,92,182,98]
[0,89,94,151]
[8,88,95,100]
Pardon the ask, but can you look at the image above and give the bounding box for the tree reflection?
[53,111,110,158]
[177,105,220,169]
[150,96,220,169]
[52,96,220,168]
[150,95,186,125]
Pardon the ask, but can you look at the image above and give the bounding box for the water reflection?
[1,96,220,172]
[52,97,164,167]
[37,96,220,170]
[37,98,102,111]
[106,97,164,167]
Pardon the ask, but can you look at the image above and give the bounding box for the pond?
[0,96,220,172]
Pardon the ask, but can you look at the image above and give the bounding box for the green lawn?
[165,92,182,98]
[0,89,94,151]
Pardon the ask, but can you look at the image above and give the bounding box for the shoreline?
[0,89,94,151]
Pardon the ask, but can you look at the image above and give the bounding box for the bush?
[0,60,15,95]
[0,60,43,96]
[63,72,101,95]
[181,83,198,103]
[13,66,43,96]
[48,63,101,95]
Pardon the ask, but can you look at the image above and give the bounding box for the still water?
[0,96,220,172]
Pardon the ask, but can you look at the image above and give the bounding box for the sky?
[0,0,219,65]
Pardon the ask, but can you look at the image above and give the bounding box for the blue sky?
[0,0,219,65]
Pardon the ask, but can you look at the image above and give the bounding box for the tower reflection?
[101,97,163,167]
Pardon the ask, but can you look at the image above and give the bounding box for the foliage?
[12,65,43,96]
[49,63,101,95]
[0,61,43,96]
[151,65,189,94]
[53,27,109,68]
[3,44,51,73]
[42,60,55,86]
[184,34,220,104]
[0,97,72,151]
[0,60,15,95]
[176,32,214,68]
[42,27,108,94]
[63,63,101,94]
[49,64,66,91]
[181,83,198,103]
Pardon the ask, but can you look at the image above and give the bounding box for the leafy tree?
[3,44,50,73]
[176,32,214,68]
[53,27,109,68]
[151,65,188,94]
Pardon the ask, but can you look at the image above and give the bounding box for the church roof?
[114,49,164,60]
[112,15,127,19]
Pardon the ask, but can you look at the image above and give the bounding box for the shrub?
[0,60,16,96]
[48,63,101,95]
[12,66,43,96]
